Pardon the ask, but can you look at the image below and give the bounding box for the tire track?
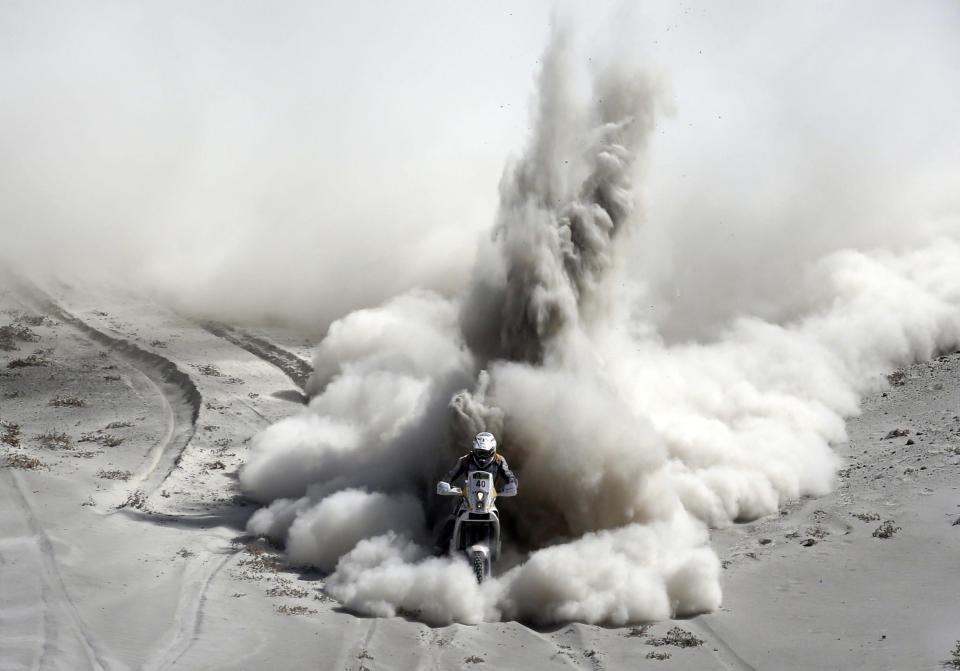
[0,470,114,671]
[692,618,758,671]
[141,552,234,671]
[9,278,201,503]
[200,321,312,394]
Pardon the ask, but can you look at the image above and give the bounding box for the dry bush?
[0,323,41,351]
[6,454,46,470]
[233,541,285,579]
[71,450,101,459]
[274,604,316,616]
[647,627,704,648]
[646,651,671,661]
[852,512,881,522]
[79,433,123,447]
[950,641,960,668]
[124,489,147,509]
[1,421,21,447]
[7,350,51,368]
[887,370,906,386]
[50,397,85,408]
[97,469,132,480]
[872,520,902,539]
[14,313,50,327]
[266,581,310,599]
[194,364,223,377]
[238,554,282,574]
[36,431,73,450]
[105,421,133,429]
[464,657,484,665]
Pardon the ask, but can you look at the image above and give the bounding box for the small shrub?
[97,469,132,480]
[646,651,671,661]
[105,421,133,429]
[1,421,21,447]
[14,313,49,327]
[266,582,310,599]
[464,656,485,664]
[194,364,222,377]
[0,323,41,350]
[36,431,73,450]
[852,512,881,522]
[950,640,960,668]
[647,627,704,648]
[7,350,50,368]
[626,624,652,637]
[124,489,147,509]
[72,451,100,459]
[872,520,902,539]
[79,433,123,447]
[236,543,283,575]
[50,397,85,408]
[6,454,46,470]
[887,370,906,386]
[274,604,316,616]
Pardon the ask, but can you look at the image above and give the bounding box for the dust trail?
[240,18,960,625]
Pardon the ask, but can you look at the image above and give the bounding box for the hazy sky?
[2,1,958,329]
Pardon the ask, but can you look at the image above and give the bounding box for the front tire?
[472,550,488,584]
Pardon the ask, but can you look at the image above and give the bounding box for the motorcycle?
[437,470,515,583]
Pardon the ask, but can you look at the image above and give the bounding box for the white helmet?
[471,432,497,467]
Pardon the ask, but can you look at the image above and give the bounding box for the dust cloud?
[240,8,960,625]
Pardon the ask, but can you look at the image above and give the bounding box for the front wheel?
[472,550,489,584]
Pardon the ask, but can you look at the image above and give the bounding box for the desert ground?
[2,274,958,671]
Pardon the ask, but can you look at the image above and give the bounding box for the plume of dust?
[238,21,960,626]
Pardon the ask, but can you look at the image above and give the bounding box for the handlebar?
[436,481,462,496]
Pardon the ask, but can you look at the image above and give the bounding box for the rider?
[433,431,518,555]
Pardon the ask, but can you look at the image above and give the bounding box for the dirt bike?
[437,470,515,583]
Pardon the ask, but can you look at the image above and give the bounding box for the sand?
[2,276,959,671]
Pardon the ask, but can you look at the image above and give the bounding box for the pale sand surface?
[2,277,959,671]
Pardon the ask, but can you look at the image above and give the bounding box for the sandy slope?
[2,278,959,671]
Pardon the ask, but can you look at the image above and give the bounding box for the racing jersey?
[441,453,517,493]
